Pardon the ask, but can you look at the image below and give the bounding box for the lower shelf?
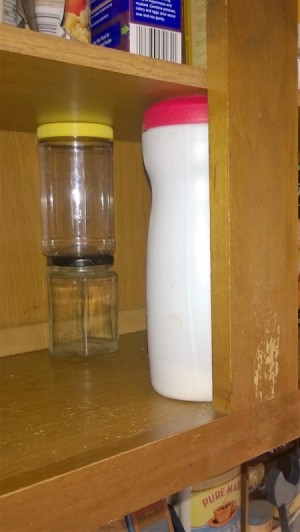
[1,331,299,530]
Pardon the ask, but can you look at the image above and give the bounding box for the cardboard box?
[126,499,174,531]
[184,0,206,67]
[91,0,182,63]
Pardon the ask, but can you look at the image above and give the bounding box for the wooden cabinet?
[0,1,299,530]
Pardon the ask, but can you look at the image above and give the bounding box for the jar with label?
[179,466,241,531]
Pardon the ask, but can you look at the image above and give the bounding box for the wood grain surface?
[0,332,299,530]
[0,25,206,140]
[207,0,298,412]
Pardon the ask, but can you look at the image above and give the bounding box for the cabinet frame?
[0,0,299,529]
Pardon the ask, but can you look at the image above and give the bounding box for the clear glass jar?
[37,122,114,258]
[47,256,118,357]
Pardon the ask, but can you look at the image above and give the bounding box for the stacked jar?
[37,122,118,356]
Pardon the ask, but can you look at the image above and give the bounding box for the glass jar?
[37,122,114,258]
[47,256,118,357]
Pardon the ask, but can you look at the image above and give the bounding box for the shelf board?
[1,330,299,530]
[0,331,219,497]
[0,25,207,140]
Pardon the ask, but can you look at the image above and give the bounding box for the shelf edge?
[1,390,299,530]
[0,24,207,89]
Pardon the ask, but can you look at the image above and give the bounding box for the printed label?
[91,21,122,46]
[90,0,128,25]
[132,0,181,30]
[90,0,181,61]
[191,473,241,531]
[129,23,181,62]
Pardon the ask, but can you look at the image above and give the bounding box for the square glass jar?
[47,257,118,357]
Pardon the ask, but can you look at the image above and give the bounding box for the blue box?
[91,0,182,63]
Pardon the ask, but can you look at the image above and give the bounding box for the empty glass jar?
[37,122,114,258]
[47,257,118,356]
[37,122,118,357]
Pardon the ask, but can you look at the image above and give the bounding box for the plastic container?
[179,466,241,531]
[47,256,118,356]
[142,95,212,401]
[248,500,273,531]
[37,122,114,258]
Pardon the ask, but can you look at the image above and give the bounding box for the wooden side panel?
[207,0,298,412]
[0,131,150,344]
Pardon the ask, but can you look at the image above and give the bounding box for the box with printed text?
[91,0,182,63]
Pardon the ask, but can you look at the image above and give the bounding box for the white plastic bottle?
[142,95,212,401]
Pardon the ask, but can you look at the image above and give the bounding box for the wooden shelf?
[0,24,206,140]
[0,332,218,496]
[1,331,299,530]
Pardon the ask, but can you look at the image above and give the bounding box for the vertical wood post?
[207,0,298,412]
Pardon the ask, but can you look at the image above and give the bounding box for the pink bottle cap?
[142,95,208,131]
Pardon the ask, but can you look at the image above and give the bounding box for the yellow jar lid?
[37,122,114,140]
